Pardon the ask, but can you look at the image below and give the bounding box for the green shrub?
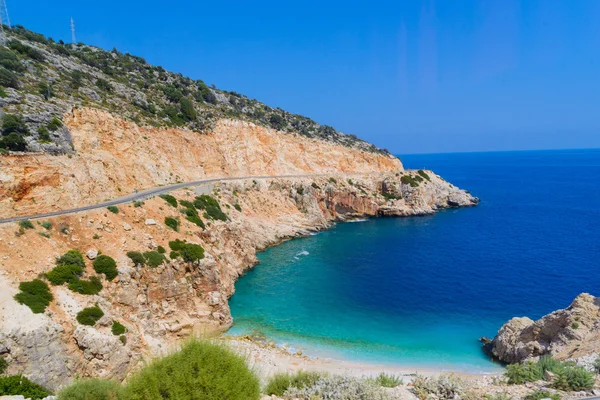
[121,340,260,400]
[95,78,113,92]
[112,321,127,336]
[127,251,146,266]
[107,205,119,214]
[76,306,104,326]
[93,255,118,281]
[143,251,166,268]
[412,374,465,400]
[14,279,53,314]
[234,203,242,212]
[157,246,166,254]
[186,215,205,229]
[311,182,320,189]
[160,194,178,207]
[18,220,34,229]
[265,371,323,396]
[169,239,186,251]
[193,195,228,221]
[0,357,7,375]
[169,251,180,259]
[571,322,579,329]
[328,177,337,184]
[0,375,51,399]
[2,114,28,136]
[68,276,103,295]
[594,357,600,374]
[0,132,27,151]
[0,67,19,89]
[164,217,180,231]
[553,365,594,391]
[180,97,197,120]
[418,170,431,181]
[57,378,120,400]
[47,117,62,131]
[57,250,85,267]
[505,362,542,384]
[373,372,403,388]
[180,243,205,263]
[46,264,84,285]
[524,390,560,400]
[41,221,52,230]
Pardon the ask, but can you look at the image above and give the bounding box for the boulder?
[86,249,98,260]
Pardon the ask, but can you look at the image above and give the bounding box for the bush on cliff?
[0,357,7,375]
[14,279,53,314]
[68,276,103,295]
[93,255,118,281]
[524,390,560,400]
[180,243,204,263]
[143,251,166,268]
[164,217,180,232]
[121,339,260,400]
[193,195,228,222]
[0,375,51,399]
[57,378,120,400]
[112,321,127,336]
[76,306,104,326]
[56,250,85,267]
[159,194,178,208]
[46,264,84,285]
[127,251,146,266]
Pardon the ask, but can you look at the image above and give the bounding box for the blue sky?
[8,0,600,153]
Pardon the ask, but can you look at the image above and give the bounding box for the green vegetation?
[57,379,120,400]
[524,390,560,400]
[46,263,84,285]
[157,245,166,254]
[112,321,127,335]
[1,114,28,151]
[371,372,403,388]
[0,357,7,375]
[122,340,260,400]
[412,374,465,400]
[93,255,118,281]
[265,371,323,396]
[143,251,166,268]
[193,195,227,221]
[40,221,52,230]
[127,251,146,266]
[234,203,242,212]
[571,322,579,329]
[179,200,206,229]
[164,217,180,231]
[107,205,119,214]
[505,356,594,391]
[328,177,337,184]
[0,375,51,399]
[401,173,424,187]
[311,182,320,189]
[76,306,104,326]
[159,194,178,207]
[57,250,85,267]
[47,117,62,131]
[417,170,431,181]
[18,219,34,229]
[169,251,180,260]
[68,276,103,295]
[14,279,53,313]
[180,243,205,263]
[0,26,385,154]
[382,192,401,201]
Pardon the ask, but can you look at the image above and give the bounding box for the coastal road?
[0,172,389,225]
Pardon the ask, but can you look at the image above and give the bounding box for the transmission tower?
[70,17,76,44]
[0,0,11,47]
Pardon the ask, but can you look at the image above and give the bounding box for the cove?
[228,149,600,372]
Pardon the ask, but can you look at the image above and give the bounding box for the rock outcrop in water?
[486,293,600,365]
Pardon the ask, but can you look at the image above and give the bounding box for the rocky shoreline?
[0,171,477,391]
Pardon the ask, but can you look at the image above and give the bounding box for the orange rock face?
[0,108,402,218]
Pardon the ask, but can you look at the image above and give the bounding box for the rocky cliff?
[486,293,600,365]
[0,172,477,390]
[0,107,402,218]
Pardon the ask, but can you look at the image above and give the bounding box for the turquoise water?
[228,149,600,372]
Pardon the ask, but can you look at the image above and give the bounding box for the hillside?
[0,25,387,155]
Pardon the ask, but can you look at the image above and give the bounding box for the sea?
[227,149,600,373]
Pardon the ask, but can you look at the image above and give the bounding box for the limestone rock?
[122,222,132,231]
[145,219,157,225]
[86,249,98,260]
[488,293,600,363]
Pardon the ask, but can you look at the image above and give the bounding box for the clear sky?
[8,0,600,154]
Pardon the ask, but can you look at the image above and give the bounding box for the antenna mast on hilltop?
[70,17,76,44]
[0,0,11,47]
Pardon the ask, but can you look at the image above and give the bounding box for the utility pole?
[70,17,76,45]
[0,0,11,47]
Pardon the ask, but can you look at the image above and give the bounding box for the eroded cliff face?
[487,293,600,365]
[0,172,476,390]
[0,108,402,218]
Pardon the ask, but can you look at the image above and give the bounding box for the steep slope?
[0,107,402,218]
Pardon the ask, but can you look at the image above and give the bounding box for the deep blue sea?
[228,149,600,372]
